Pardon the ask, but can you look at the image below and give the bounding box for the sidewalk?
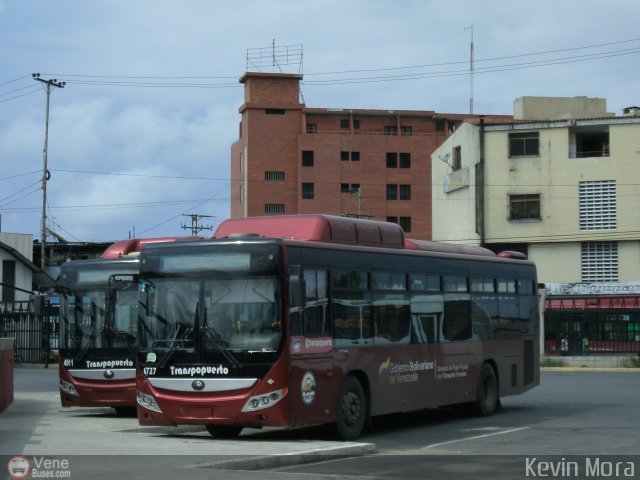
[541,354,640,371]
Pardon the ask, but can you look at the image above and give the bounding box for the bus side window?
[422,314,438,344]
[412,314,438,344]
[443,301,472,341]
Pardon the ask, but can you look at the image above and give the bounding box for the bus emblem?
[301,371,317,405]
[104,370,114,379]
[192,380,205,391]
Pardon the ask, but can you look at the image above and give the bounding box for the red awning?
[545,296,640,310]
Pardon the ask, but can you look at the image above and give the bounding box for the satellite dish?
[439,152,451,163]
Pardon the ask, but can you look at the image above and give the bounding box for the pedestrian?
[581,334,590,356]
[560,335,569,356]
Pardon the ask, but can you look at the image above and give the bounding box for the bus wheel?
[205,425,243,438]
[474,363,499,416]
[335,376,366,441]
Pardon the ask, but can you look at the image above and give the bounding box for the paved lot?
[2,366,639,479]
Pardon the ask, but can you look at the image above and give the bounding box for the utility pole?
[181,214,214,236]
[33,73,65,271]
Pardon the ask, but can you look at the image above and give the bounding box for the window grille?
[264,171,285,181]
[264,204,285,214]
[579,180,616,230]
[581,241,618,282]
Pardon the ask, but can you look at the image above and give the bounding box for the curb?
[192,442,378,471]
[541,367,640,372]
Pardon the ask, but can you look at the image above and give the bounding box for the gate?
[0,300,59,365]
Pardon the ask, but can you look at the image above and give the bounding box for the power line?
[51,168,227,181]
[1,38,636,95]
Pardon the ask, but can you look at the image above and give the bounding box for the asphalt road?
[1,367,639,479]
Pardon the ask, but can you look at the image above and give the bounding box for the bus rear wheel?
[205,425,243,438]
[474,363,499,416]
[335,375,366,441]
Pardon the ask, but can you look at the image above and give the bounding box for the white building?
[432,97,640,355]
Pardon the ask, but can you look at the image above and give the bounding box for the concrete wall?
[514,96,613,120]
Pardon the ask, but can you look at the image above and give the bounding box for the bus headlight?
[241,389,285,412]
[59,379,79,396]
[136,391,163,413]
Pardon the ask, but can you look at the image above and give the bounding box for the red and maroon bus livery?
[135,215,539,439]
[57,237,194,414]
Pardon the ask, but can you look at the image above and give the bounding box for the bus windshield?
[58,263,139,359]
[60,290,108,352]
[138,276,282,366]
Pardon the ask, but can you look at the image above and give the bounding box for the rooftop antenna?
[246,43,303,74]
[465,24,474,114]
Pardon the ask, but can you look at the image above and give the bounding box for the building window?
[401,126,413,136]
[452,146,462,171]
[579,180,617,230]
[399,152,411,168]
[302,150,314,167]
[341,151,360,162]
[509,194,541,220]
[2,260,16,302]
[570,126,609,158]
[436,120,445,133]
[386,152,398,168]
[581,241,618,282]
[302,183,314,200]
[340,119,349,129]
[387,185,411,200]
[388,216,412,233]
[509,132,539,157]
[265,203,285,214]
[306,123,317,133]
[265,109,285,115]
[353,119,360,129]
[341,183,350,193]
[265,171,285,181]
[384,125,397,136]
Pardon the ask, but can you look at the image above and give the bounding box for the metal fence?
[545,311,640,355]
[0,300,59,365]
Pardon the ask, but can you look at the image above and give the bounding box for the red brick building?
[230,72,509,239]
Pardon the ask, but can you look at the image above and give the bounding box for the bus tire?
[205,425,243,438]
[474,363,499,417]
[335,375,366,441]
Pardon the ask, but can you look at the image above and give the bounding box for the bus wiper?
[200,306,240,370]
[156,324,194,370]
[74,324,106,363]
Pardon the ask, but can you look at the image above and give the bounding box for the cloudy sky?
[1,0,638,243]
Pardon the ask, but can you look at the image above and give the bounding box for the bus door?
[437,296,476,405]
[288,269,336,427]
[410,294,444,408]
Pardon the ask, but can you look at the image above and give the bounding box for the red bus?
[135,215,539,439]
[57,237,192,414]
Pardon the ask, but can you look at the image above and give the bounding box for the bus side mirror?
[290,279,306,308]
